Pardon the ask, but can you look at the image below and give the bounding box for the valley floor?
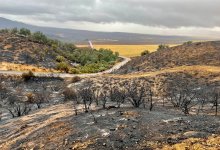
[78,44,178,57]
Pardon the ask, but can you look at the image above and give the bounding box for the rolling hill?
[0,17,200,45]
[0,31,119,73]
[116,41,220,74]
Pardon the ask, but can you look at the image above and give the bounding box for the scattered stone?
[110,128,116,131]
[117,124,127,130]
[103,143,107,146]
[183,131,209,138]
[118,111,124,116]
[64,139,68,146]
[162,117,187,124]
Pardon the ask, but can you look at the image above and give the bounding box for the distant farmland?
[78,45,178,57]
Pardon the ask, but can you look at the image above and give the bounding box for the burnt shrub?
[141,50,150,56]
[6,93,33,118]
[71,76,81,83]
[22,71,35,81]
[63,88,79,102]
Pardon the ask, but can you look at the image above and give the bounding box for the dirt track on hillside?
[0,56,131,78]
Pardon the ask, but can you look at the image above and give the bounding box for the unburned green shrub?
[56,62,69,72]
[56,56,65,62]
[69,68,80,74]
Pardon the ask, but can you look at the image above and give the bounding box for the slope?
[117,41,220,74]
[0,31,119,74]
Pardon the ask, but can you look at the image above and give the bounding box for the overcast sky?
[0,0,220,38]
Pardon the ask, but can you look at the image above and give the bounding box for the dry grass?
[77,44,177,57]
[0,103,74,150]
[139,135,220,150]
[122,111,140,118]
[0,62,58,73]
[72,139,95,150]
[162,136,220,150]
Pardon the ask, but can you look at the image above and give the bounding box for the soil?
[0,102,219,150]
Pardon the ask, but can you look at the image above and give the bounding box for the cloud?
[0,0,220,28]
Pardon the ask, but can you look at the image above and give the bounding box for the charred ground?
[0,40,220,150]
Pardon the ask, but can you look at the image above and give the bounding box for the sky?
[0,0,220,38]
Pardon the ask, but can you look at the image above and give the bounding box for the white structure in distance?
[88,40,94,49]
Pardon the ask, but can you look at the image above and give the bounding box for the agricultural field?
[78,45,178,57]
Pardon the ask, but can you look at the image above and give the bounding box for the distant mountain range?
[0,17,206,45]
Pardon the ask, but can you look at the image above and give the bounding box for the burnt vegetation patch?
[0,70,219,149]
[0,31,220,149]
[0,74,64,119]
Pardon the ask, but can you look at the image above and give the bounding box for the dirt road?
[0,56,131,78]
